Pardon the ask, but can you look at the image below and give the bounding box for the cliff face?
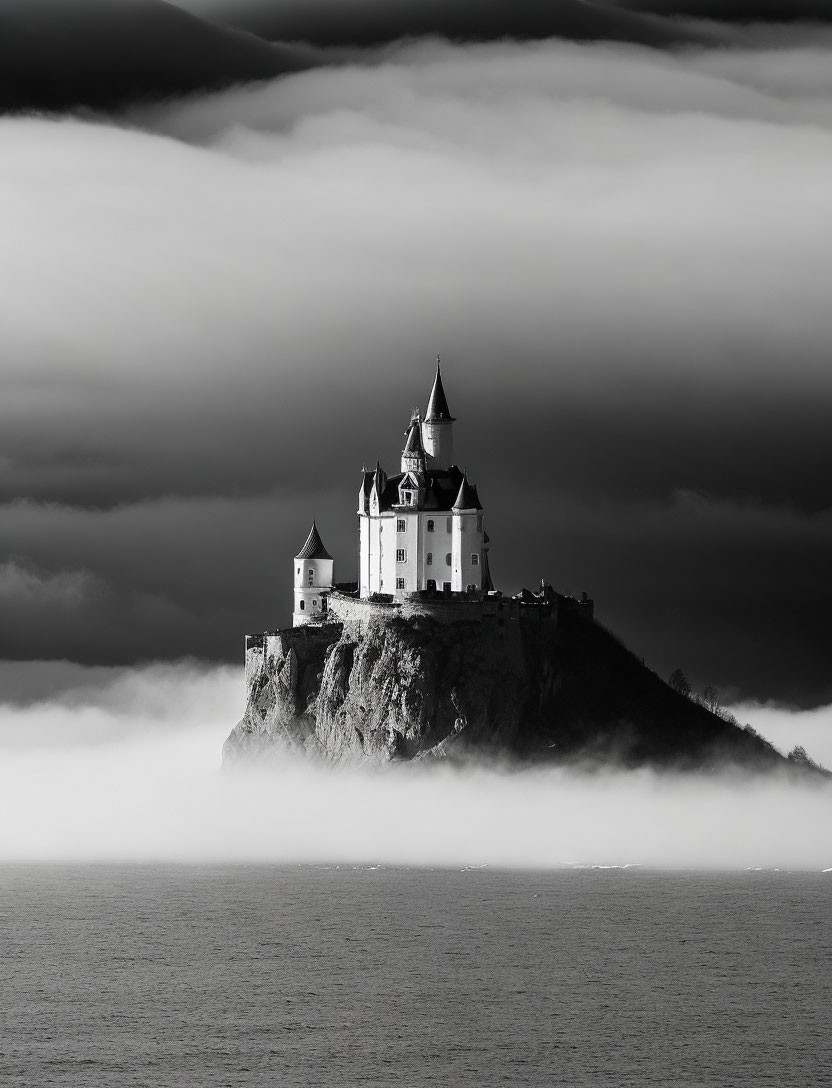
[222,608,787,771]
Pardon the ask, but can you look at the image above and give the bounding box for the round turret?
[422,360,456,468]
[293,522,334,627]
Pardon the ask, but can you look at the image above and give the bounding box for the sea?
[1,866,830,1088]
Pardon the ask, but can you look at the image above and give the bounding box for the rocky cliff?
[222,605,791,771]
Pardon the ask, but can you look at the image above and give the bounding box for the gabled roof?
[295,521,333,561]
[376,466,466,513]
[424,362,455,423]
[452,474,483,511]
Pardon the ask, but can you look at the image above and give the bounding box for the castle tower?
[451,473,484,593]
[422,360,455,468]
[357,364,486,599]
[293,522,334,627]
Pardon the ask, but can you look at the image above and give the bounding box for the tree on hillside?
[668,668,691,698]
[701,685,721,714]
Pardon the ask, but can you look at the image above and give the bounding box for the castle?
[293,363,491,626]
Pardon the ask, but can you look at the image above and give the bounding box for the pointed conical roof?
[424,361,455,423]
[403,418,425,456]
[295,521,333,561]
[452,474,482,511]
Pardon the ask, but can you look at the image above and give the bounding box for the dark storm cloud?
[1,34,831,705]
[0,0,314,114]
[615,1,832,23]
[196,0,712,48]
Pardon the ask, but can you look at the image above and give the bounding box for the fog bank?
[0,662,829,869]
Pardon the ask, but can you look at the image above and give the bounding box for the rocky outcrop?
[223,607,793,772]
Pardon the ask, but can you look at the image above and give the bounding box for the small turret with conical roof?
[401,410,427,475]
[422,358,455,468]
[293,521,334,626]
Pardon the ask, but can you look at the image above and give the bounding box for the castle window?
[471,553,479,566]
[476,517,483,532]
[396,549,406,562]
[445,553,451,566]
[426,579,436,591]
[396,577,406,590]
[313,599,317,606]
[446,517,452,532]
[427,519,435,532]
[321,597,327,613]
[297,566,300,576]
[300,601,305,611]
[307,569,314,585]
[426,552,433,565]
[397,519,406,532]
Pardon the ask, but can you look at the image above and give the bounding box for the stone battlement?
[244,586,593,685]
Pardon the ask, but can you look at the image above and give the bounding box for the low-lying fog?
[0,661,829,869]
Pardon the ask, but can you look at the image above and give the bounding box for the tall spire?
[425,358,455,423]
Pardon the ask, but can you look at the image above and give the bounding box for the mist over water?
[0,661,829,868]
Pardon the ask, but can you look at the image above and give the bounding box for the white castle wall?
[360,509,484,596]
[452,512,483,592]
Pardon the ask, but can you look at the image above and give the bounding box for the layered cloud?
[1,30,830,703]
[0,661,830,866]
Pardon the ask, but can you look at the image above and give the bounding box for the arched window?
[300,601,305,611]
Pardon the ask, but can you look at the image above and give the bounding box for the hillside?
[223,602,797,772]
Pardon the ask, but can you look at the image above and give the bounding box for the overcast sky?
[0,1,830,708]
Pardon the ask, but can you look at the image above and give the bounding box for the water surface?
[2,867,829,1087]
